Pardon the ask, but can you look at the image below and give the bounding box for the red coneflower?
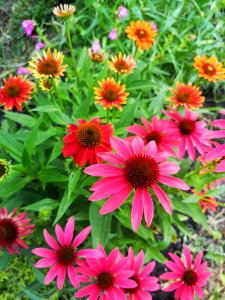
[168,82,205,110]
[94,77,129,111]
[193,55,225,82]
[0,208,35,254]
[62,118,113,167]
[0,75,33,111]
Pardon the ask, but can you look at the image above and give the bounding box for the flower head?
[39,78,58,92]
[94,77,129,111]
[125,20,158,50]
[75,244,137,300]
[126,116,178,156]
[29,48,67,79]
[84,136,189,232]
[62,118,113,167]
[21,20,35,36]
[194,55,225,82]
[0,208,35,254]
[163,108,211,161]
[53,4,76,21]
[108,52,136,74]
[32,217,102,290]
[160,245,211,300]
[88,48,107,63]
[0,159,10,181]
[116,6,129,18]
[124,248,159,299]
[108,28,117,40]
[168,82,205,110]
[0,75,33,111]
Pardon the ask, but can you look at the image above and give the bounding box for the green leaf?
[0,251,13,271]
[0,176,33,198]
[48,140,63,163]
[4,111,36,127]
[0,130,23,161]
[89,203,112,248]
[38,168,68,183]
[23,198,59,211]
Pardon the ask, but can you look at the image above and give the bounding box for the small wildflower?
[108,52,136,74]
[53,4,76,21]
[108,28,117,40]
[21,20,35,37]
[35,42,46,50]
[116,6,129,18]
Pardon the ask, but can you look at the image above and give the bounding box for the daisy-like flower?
[75,244,137,300]
[39,78,58,92]
[84,136,189,232]
[94,77,129,111]
[160,245,211,300]
[29,48,67,79]
[0,159,10,181]
[62,118,113,167]
[125,20,158,50]
[88,48,107,63]
[0,208,35,254]
[126,116,178,156]
[108,52,136,74]
[201,144,225,172]
[0,75,33,111]
[124,247,159,299]
[53,4,76,21]
[193,55,225,82]
[163,108,211,161]
[168,82,205,110]
[32,216,103,290]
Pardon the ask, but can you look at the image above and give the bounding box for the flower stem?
[51,79,64,111]
[23,103,37,118]
[66,22,79,83]
[106,108,110,123]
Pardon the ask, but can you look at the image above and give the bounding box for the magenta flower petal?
[43,229,60,250]
[143,188,154,227]
[44,263,60,285]
[131,188,144,232]
[85,164,124,177]
[67,265,79,288]
[110,136,133,159]
[32,248,58,258]
[159,175,190,190]
[35,257,57,268]
[183,245,192,268]
[75,284,100,297]
[77,249,103,258]
[152,185,172,214]
[55,224,65,246]
[64,216,74,245]
[56,266,67,290]
[72,225,92,248]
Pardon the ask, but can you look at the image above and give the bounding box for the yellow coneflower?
[53,4,76,21]
[39,78,58,92]
[108,52,136,74]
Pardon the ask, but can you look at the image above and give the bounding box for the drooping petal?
[43,229,60,251]
[152,185,172,214]
[142,188,154,227]
[131,188,144,232]
[64,216,74,245]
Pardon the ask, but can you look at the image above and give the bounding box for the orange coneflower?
[29,49,67,79]
[125,20,157,50]
[108,52,137,74]
[0,75,33,111]
[94,77,129,111]
[168,82,205,110]
[53,4,76,21]
[194,55,225,82]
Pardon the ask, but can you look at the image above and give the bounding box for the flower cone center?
[203,63,216,76]
[137,30,146,39]
[77,123,102,147]
[57,246,76,265]
[124,154,159,188]
[97,272,114,290]
[0,219,19,247]
[178,92,192,103]
[38,60,58,75]
[0,163,7,179]
[183,270,198,286]
[104,89,118,102]
[115,60,128,72]
[179,119,195,135]
[6,84,21,97]
[146,131,162,144]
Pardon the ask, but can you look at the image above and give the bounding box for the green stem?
[66,22,79,83]
[23,103,37,118]
[106,108,109,123]
[51,79,64,111]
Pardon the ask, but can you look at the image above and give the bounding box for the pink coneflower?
[75,244,137,300]
[160,245,211,300]
[116,6,129,18]
[206,110,225,140]
[0,208,34,254]
[163,108,211,161]
[84,136,189,232]
[201,144,225,172]
[62,118,113,167]
[126,116,178,156]
[124,247,159,299]
[108,28,117,40]
[21,20,35,37]
[32,217,102,290]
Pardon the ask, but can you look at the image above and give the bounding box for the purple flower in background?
[116,6,129,18]
[91,40,101,52]
[152,22,158,32]
[35,42,46,50]
[17,66,32,75]
[31,35,38,40]
[21,20,35,37]
[108,28,117,40]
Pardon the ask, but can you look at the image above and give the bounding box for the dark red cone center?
[104,89,118,102]
[179,119,195,135]
[183,270,198,286]
[0,218,19,247]
[38,60,57,75]
[146,130,162,144]
[6,84,21,97]
[97,272,114,290]
[77,123,102,147]
[57,246,76,265]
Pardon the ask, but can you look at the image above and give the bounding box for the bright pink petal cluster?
[85,136,189,232]
[201,144,225,172]
[126,116,178,156]
[32,217,102,289]
[0,208,35,254]
[125,247,159,299]
[163,108,211,161]
[160,245,211,300]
